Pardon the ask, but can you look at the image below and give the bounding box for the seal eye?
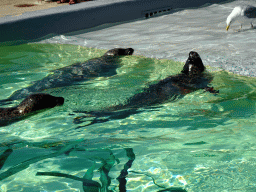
[189,51,199,59]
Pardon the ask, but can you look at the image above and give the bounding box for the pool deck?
[0,0,69,18]
[0,0,230,44]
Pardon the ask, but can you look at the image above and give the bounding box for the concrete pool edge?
[0,0,232,44]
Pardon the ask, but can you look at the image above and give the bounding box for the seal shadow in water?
[74,51,219,128]
[0,48,134,104]
[0,93,64,127]
[0,149,13,170]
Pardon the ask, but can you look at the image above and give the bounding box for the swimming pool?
[1,0,256,191]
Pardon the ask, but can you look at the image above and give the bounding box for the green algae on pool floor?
[0,43,256,191]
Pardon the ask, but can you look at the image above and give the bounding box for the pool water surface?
[0,43,256,191]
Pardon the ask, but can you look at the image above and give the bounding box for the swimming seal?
[1,48,134,103]
[74,51,219,127]
[113,51,210,109]
[0,93,64,126]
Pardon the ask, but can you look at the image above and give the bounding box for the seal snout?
[181,51,205,76]
[0,93,65,125]
[115,48,134,56]
[104,48,134,56]
[56,97,64,106]
[126,48,134,55]
[188,51,200,61]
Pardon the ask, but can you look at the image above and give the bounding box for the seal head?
[181,51,205,76]
[103,48,134,56]
[17,93,64,114]
[0,93,64,125]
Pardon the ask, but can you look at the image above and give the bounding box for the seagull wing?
[244,5,256,18]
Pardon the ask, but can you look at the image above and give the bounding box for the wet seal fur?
[74,51,219,127]
[1,48,134,103]
[0,93,64,126]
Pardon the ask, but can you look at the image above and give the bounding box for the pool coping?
[0,0,230,44]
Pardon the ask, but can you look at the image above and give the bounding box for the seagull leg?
[237,24,242,32]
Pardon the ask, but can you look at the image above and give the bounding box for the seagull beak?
[226,24,230,31]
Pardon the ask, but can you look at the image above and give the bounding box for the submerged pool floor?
[0,43,256,191]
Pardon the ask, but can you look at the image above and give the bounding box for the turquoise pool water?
[0,43,256,191]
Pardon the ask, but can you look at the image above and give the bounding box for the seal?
[1,48,134,103]
[0,93,64,126]
[114,51,209,109]
[100,51,217,110]
[74,51,219,127]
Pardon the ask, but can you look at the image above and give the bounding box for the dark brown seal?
[0,93,64,126]
[74,51,218,127]
[106,51,217,110]
[1,48,134,103]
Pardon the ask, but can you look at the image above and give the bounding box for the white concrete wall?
[0,0,230,43]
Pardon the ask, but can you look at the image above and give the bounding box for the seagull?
[226,5,256,31]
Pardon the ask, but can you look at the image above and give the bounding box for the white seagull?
[226,5,256,31]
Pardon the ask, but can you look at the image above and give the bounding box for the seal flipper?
[0,99,13,106]
[73,108,141,128]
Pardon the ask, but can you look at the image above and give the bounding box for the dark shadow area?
[0,149,13,170]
